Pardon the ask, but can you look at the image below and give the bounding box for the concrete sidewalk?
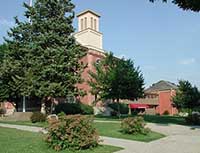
[0,123,200,153]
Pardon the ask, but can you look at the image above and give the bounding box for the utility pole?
[29,0,33,7]
[22,0,33,113]
[28,0,33,23]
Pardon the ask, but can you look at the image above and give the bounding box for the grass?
[0,114,186,126]
[143,115,186,125]
[94,122,165,142]
[0,120,165,142]
[95,115,186,125]
[0,120,47,127]
[0,127,122,153]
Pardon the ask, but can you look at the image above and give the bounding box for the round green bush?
[121,116,150,135]
[30,112,46,123]
[45,115,99,151]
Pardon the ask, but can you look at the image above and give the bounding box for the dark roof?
[145,80,177,93]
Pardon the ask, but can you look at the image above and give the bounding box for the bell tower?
[74,10,103,50]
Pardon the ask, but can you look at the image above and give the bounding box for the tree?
[0,0,86,112]
[150,0,200,12]
[173,80,200,112]
[0,44,7,62]
[89,53,144,116]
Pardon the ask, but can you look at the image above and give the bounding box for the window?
[81,18,83,30]
[91,17,93,29]
[85,17,87,29]
[94,19,97,31]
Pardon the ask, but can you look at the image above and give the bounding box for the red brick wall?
[77,49,105,105]
[156,90,178,115]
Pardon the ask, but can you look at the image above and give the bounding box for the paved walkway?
[102,123,200,153]
[0,123,47,133]
[0,123,200,153]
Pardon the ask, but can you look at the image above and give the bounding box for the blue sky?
[0,0,200,88]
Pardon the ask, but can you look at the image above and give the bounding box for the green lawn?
[0,120,165,142]
[0,120,47,127]
[0,114,186,126]
[95,115,186,125]
[94,122,165,142]
[0,127,122,153]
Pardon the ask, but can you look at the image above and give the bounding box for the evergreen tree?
[0,44,7,62]
[89,53,144,115]
[173,80,200,111]
[0,0,86,106]
[150,0,200,12]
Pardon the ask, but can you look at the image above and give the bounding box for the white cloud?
[0,17,14,27]
[179,58,196,65]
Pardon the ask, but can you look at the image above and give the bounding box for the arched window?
[84,17,87,29]
[91,17,93,29]
[94,19,97,31]
[81,18,83,30]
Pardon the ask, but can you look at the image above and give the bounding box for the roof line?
[77,9,101,18]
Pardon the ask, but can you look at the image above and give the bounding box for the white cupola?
[74,10,103,50]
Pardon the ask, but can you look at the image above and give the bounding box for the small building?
[129,80,178,115]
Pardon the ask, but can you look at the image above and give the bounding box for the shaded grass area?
[95,115,186,125]
[94,122,165,142]
[0,127,122,153]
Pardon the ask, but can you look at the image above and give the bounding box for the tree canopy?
[173,80,200,111]
[150,0,200,12]
[0,44,7,63]
[88,53,145,104]
[0,0,86,102]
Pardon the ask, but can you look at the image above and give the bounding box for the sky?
[0,0,200,88]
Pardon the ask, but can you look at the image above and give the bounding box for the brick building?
[74,10,106,105]
[129,80,178,115]
[1,10,179,116]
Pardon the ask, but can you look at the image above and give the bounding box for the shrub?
[54,103,93,115]
[80,103,94,115]
[185,112,200,125]
[110,110,118,116]
[163,110,169,115]
[57,112,66,118]
[192,107,200,113]
[108,103,129,114]
[0,108,6,116]
[30,112,46,123]
[121,116,150,135]
[45,115,99,151]
[54,103,81,115]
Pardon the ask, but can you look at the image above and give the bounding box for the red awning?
[129,103,149,109]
